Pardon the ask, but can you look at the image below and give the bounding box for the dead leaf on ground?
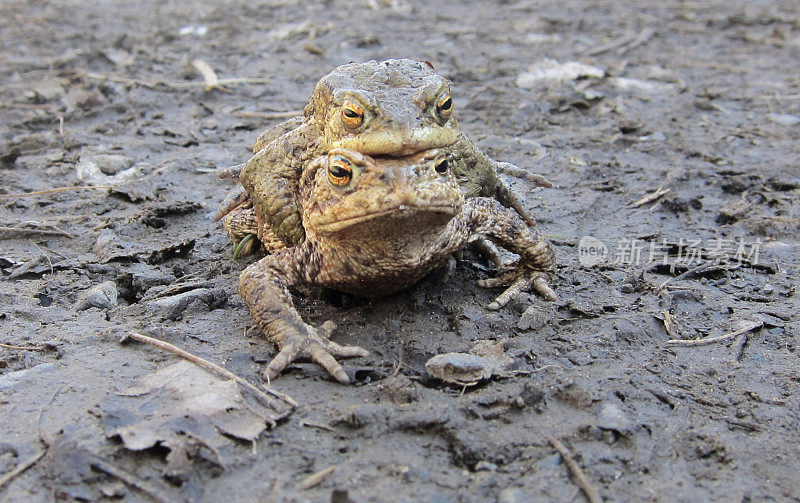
[100,361,273,480]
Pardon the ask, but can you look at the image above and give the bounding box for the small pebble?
[76,281,119,310]
[474,461,498,472]
[766,113,800,126]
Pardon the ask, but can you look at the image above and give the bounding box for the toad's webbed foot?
[478,264,557,310]
[240,252,367,384]
[261,320,369,384]
[462,197,557,310]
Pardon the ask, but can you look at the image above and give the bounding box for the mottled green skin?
[238,149,556,383]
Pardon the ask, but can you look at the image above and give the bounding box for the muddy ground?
[1,0,799,501]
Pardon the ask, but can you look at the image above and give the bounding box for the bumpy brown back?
[240,122,320,247]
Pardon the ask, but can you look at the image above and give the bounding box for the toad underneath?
[238,148,555,383]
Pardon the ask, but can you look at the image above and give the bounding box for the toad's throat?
[315,203,458,233]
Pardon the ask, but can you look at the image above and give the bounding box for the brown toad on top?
[238,148,556,383]
[217,59,549,252]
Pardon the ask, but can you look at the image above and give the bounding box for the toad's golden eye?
[436,92,453,120]
[341,99,364,128]
[328,155,353,186]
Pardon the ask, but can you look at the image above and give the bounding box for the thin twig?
[660,309,675,338]
[548,437,601,503]
[84,73,157,88]
[90,457,172,503]
[759,94,800,100]
[0,342,47,351]
[232,110,303,120]
[584,27,654,56]
[166,77,270,88]
[585,32,637,56]
[616,27,655,55]
[30,240,53,275]
[657,261,715,291]
[391,345,404,378]
[0,450,46,491]
[679,61,751,74]
[0,186,113,198]
[84,72,269,90]
[300,420,335,432]
[125,331,297,409]
[297,466,335,490]
[667,320,763,347]
[0,225,74,238]
[629,187,670,208]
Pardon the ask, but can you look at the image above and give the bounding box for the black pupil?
[331,161,351,178]
[439,97,452,111]
[435,159,448,173]
[344,108,360,118]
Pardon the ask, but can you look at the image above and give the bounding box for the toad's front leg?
[461,197,557,309]
[238,250,368,383]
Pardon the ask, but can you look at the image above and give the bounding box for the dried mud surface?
[1,1,799,502]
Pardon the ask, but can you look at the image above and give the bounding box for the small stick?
[83,72,269,90]
[660,309,675,338]
[0,450,46,491]
[679,61,751,74]
[84,73,157,88]
[548,437,601,503]
[391,345,404,378]
[0,185,113,198]
[232,110,303,120]
[125,332,297,409]
[584,31,639,56]
[583,27,653,57]
[30,240,53,275]
[616,27,655,56]
[297,466,335,490]
[667,320,763,347]
[165,77,270,89]
[90,457,172,503]
[0,225,74,238]
[657,262,715,291]
[300,420,335,432]
[759,94,800,100]
[629,187,670,208]
[0,342,47,351]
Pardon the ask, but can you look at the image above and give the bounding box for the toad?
[217,59,549,253]
[238,148,555,383]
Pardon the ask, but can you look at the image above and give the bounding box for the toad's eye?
[341,99,364,128]
[328,155,353,186]
[434,158,448,174]
[436,92,453,120]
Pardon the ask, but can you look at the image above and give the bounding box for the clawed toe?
[481,269,556,310]
[260,323,368,384]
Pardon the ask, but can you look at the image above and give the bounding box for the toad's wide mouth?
[314,203,459,233]
[330,126,459,156]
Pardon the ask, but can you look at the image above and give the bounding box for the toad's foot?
[478,266,557,310]
[240,252,367,384]
[462,198,557,309]
[261,320,369,384]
